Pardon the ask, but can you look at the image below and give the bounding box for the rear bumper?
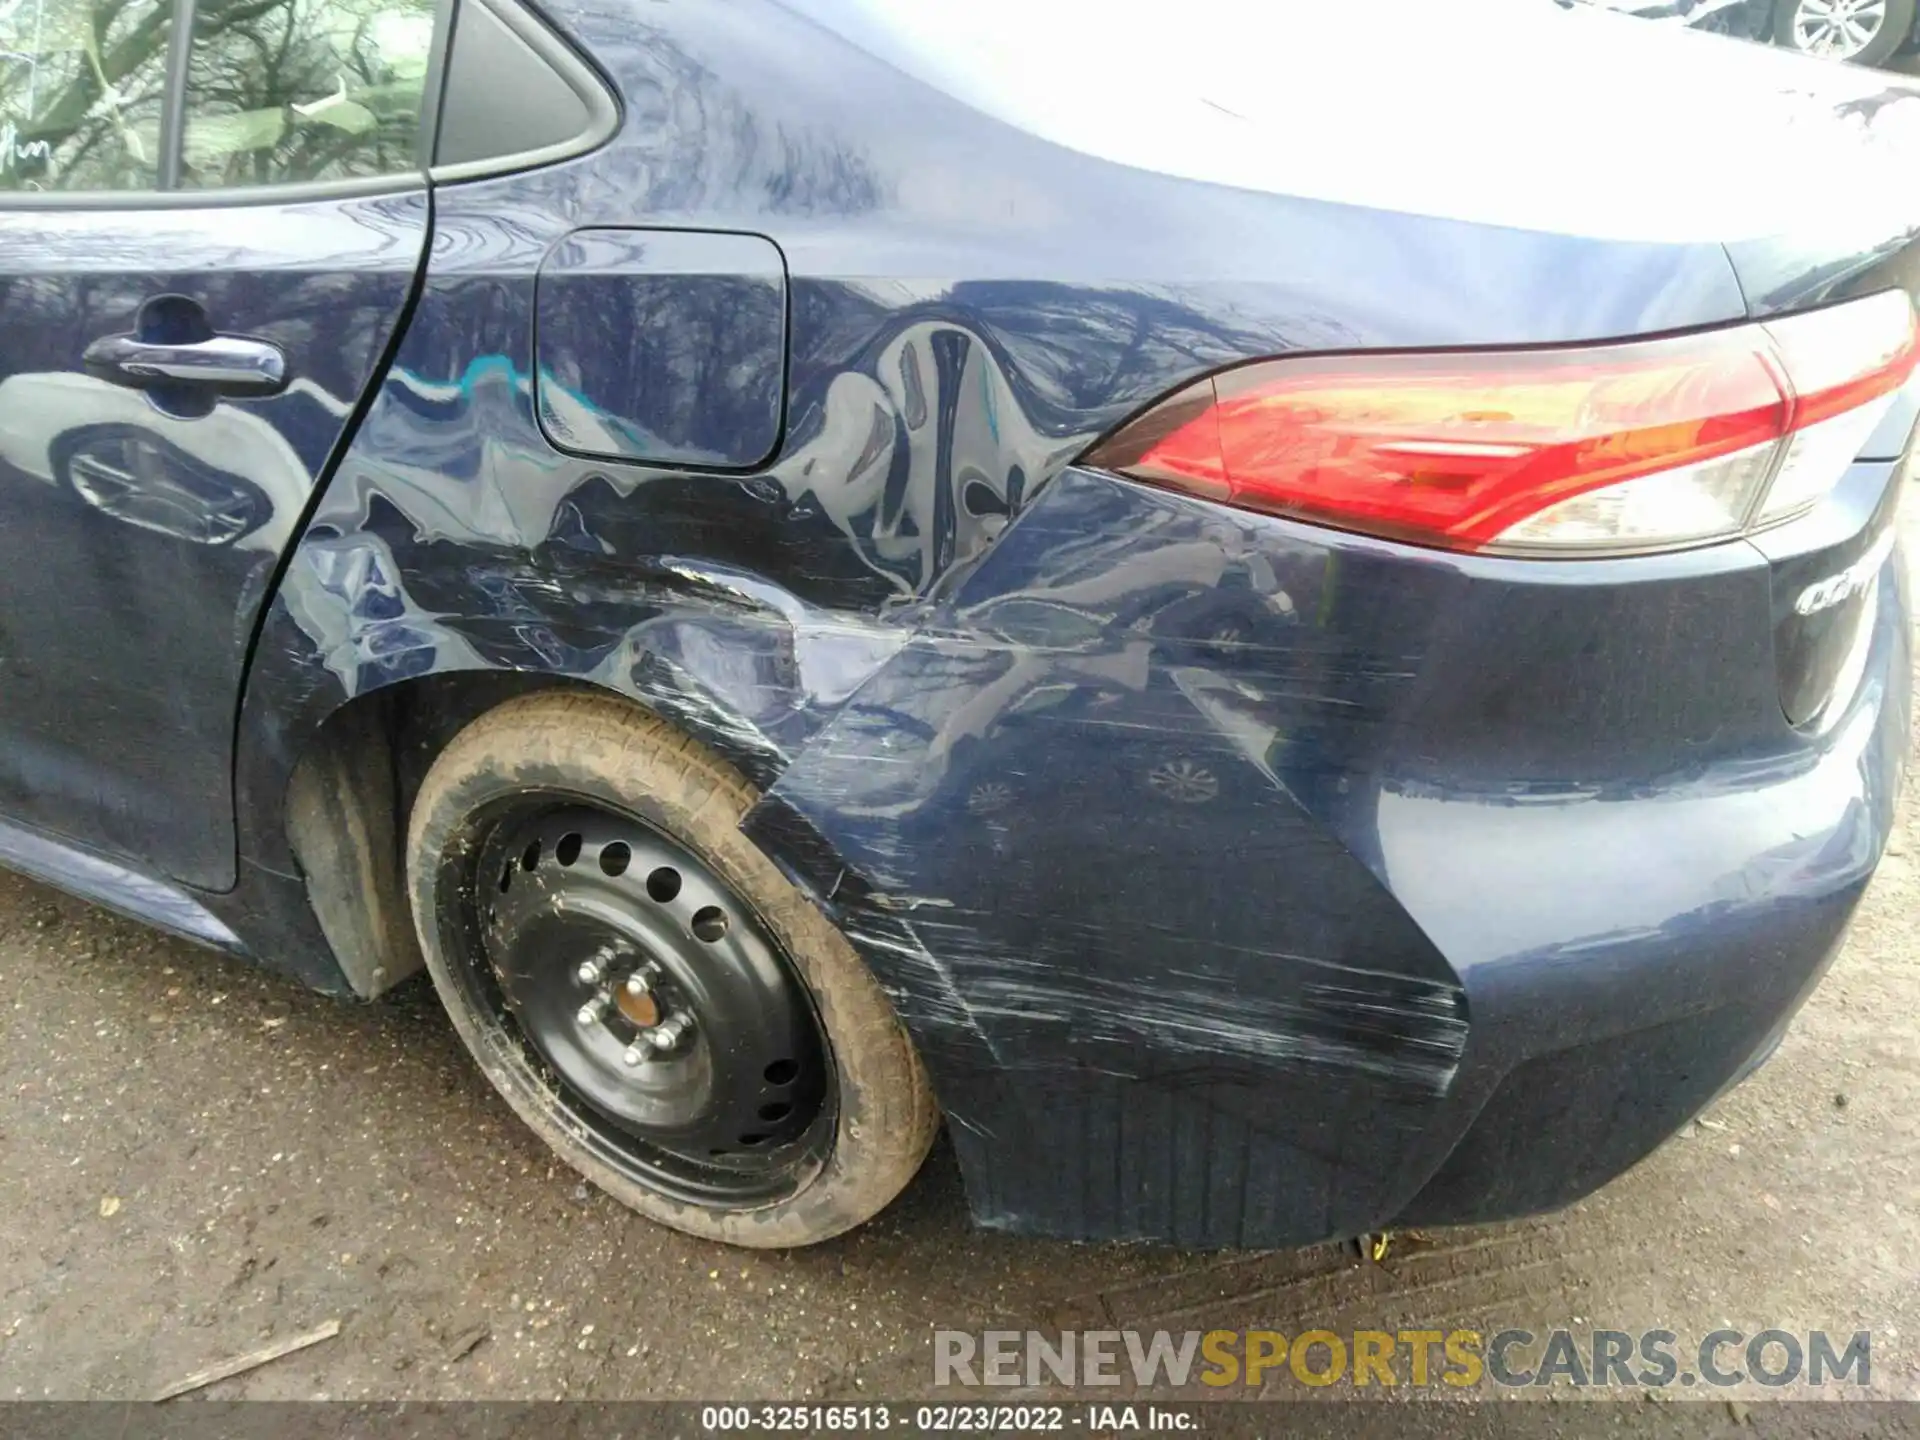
[755,463,1912,1248]
[1391,547,1906,1225]
[1389,486,1910,1227]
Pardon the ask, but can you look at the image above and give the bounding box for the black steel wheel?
[473,802,832,1204]
[408,690,939,1247]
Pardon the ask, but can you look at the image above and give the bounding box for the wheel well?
[284,671,584,998]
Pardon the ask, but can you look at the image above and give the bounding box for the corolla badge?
[1794,529,1895,616]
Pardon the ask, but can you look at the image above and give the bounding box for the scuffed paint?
[250,211,1496,1240]
[227,0,1914,1249]
[871,911,1467,1094]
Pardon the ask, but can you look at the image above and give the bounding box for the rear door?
[0,0,436,887]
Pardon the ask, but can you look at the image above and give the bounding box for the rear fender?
[750,468,1474,1246]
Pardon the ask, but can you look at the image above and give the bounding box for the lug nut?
[576,990,611,1026]
[648,1012,695,1053]
[623,972,651,997]
[621,1039,652,1067]
[576,942,630,986]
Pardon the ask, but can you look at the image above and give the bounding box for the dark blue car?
[0,0,1914,1249]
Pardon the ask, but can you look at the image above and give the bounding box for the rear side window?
[0,0,173,191]
[182,0,435,187]
[0,0,611,199]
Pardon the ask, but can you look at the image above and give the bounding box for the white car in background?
[1585,0,1920,67]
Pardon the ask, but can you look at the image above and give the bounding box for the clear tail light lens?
[1084,290,1918,556]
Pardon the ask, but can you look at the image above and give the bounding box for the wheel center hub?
[572,949,683,1062]
[615,983,662,1029]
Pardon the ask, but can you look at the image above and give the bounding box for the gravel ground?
[0,506,1916,1410]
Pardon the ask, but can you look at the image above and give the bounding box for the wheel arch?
[268,658,814,1001]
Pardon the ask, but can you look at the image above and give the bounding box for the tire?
[406,689,939,1247]
[1773,0,1916,66]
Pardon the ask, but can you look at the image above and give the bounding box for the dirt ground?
[0,509,1917,1411]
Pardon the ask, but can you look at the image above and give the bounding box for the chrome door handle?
[82,332,289,398]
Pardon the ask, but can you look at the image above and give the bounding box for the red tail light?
[1084,290,1919,556]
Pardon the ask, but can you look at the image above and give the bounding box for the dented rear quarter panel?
[231,0,1912,1244]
